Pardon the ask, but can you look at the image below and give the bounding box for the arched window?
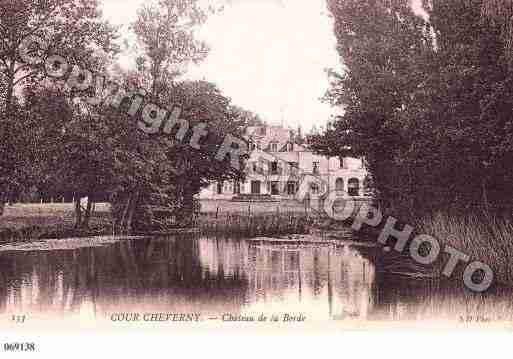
[348,178,360,197]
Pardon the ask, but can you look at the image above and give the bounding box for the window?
[287,143,294,151]
[287,181,298,195]
[271,181,280,195]
[313,161,319,174]
[335,178,344,192]
[310,183,320,195]
[348,178,360,197]
[233,181,241,194]
[271,161,278,174]
[260,127,266,135]
[251,181,261,194]
[252,162,258,173]
[217,181,224,195]
[288,162,298,175]
[250,142,256,151]
[270,142,278,152]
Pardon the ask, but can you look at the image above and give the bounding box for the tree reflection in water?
[0,236,511,322]
[0,236,375,321]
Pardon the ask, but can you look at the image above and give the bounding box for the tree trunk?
[0,62,16,217]
[4,58,15,118]
[74,197,83,229]
[482,178,490,214]
[125,191,139,234]
[83,196,94,229]
[0,193,5,216]
[5,75,14,118]
[117,195,132,234]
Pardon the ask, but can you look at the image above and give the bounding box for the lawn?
[0,200,314,229]
[0,203,111,230]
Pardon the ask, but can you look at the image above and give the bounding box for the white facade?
[199,125,370,200]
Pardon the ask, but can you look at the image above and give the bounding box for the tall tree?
[132,0,208,98]
[114,0,247,231]
[313,0,432,215]
[313,0,513,217]
[481,0,513,66]
[0,0,118,116]
[0,0,118,213]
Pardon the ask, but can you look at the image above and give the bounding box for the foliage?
[106,0,249,232]
[0,0,250,235]
[310,0,513,219]
[0,0,119,211]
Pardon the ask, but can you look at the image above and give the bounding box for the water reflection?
[0,236,511,323]
[198,239,375,320]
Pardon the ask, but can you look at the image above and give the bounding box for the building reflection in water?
[197,239,376,320]
[0,236,375,321]
[3,236,512,323]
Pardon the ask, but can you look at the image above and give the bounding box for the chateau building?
[199,125,370,201]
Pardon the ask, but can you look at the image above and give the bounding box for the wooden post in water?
[215,206,219,233]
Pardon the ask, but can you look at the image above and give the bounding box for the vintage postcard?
[1,0,513,356]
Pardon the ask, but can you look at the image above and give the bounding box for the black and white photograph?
[0,0,512,356]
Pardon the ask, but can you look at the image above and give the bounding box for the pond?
[0,235,512,327]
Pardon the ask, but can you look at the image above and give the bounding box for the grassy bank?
[0,201,319,243]
[0,203,113,243]
[417,213,513,287]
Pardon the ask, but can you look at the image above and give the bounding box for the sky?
[100,0,340,132]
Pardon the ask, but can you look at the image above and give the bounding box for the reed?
[416,212,513,286]
[197,209,313,237]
